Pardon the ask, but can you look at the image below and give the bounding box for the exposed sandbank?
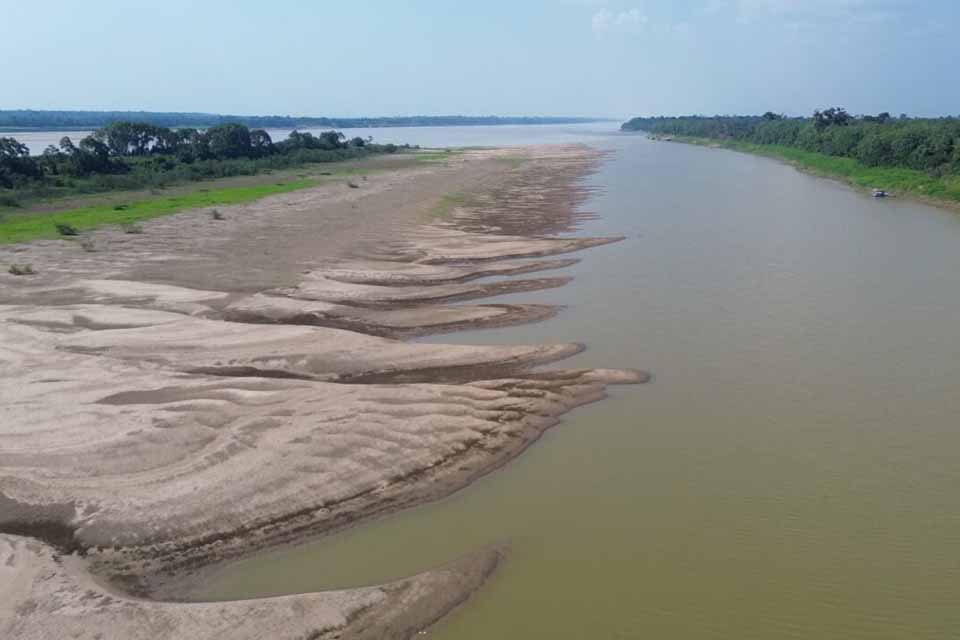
[0,145,646,639]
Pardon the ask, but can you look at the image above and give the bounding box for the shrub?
[0,193,20,208]
[79,237,97,252]
[55,222,79,236]
[122,222,144,234]
[8,263,34,276]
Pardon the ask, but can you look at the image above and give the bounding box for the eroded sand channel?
[0,146,646,639]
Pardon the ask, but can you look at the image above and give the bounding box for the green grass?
[676,136,960,205]
[495,156,528,169]
[409,150,457,162]
[431,192,469,218]
[0,149,463,245]
[0,180,311,244]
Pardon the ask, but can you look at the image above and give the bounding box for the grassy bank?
[671,136,960,206]
[0,151,452,245]
[0,181,312,244]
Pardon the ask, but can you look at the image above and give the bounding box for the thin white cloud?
[592,8,649,33]
[698,0,730,17]
[734,0,901,23]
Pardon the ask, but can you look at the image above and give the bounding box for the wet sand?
[0,146,646,639]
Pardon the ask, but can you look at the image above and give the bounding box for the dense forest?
[0,110,603,131]
[0,121,406,200]
[621,111,960,176]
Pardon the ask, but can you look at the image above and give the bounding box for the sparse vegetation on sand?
[55,221,79,236]
[8,263,34,275]
[1,150,453,245]
[0,182,308,244]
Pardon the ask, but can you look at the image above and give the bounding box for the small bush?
[0,194,20,208]
[211,208,225,220]
[79,237,97,252]
[112,203,129,211]
[55,222,79,236]
[8,263,34,276]
[347,180,360,189]
[122,223,144,234]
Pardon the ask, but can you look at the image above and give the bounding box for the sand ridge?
[0,146,647,639]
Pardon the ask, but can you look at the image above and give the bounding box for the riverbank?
[0,144,646,639]
[0,152,450,244]
[658,135,960,210]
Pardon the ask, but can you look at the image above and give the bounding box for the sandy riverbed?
[0,146,646,639]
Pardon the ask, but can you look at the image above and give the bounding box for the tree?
[762,111,783,121]
[59,136,77,154]
[0,137,42,187]
[863,112,892,124]
[52,135,121,176]
[38,143,69,176]
[206,123,252,159]
[813,107,851,130]
[174,128,209,162]
[318,130,346,149]
[0,137,31,160]
[249,129,274,157]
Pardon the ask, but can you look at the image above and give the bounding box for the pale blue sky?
[2,0,957,118]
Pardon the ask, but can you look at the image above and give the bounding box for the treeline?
[621,110,960,175]
[0,110,603,131]
[0,121,406,195]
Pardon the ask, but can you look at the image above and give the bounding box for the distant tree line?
[1,121,403,192]
[0,110,604,131]
[621,110,960,175]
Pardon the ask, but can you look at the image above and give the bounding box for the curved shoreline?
[651,134,960,213]
[0,145,645,638]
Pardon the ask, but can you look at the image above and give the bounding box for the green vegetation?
[409,150,456,162]
[495,156,528,169]
[0,181,310,244]
[0,137,457,245]
[622,110,960,204]
[681,138,960,203]
[0,121,410,206]
[432,192,470,218]
[54,222,79,236]
[0,109,604,131]
[8,263,34,276]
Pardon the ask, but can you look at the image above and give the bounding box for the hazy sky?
[2,0,957,118]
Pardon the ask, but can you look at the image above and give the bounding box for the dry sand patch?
[0,146,647,639]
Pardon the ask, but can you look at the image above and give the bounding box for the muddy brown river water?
[195,130,960,638]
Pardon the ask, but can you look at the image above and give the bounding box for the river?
[7,122,614,155]
[194,128,960,638]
